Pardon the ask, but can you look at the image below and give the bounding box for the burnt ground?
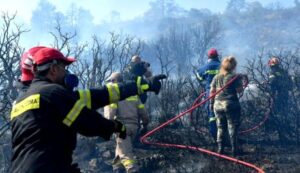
[75,128,300,173]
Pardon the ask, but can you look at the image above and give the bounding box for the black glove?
[138,74,167,95]
[114,120,126,139]
[140,125,148,136]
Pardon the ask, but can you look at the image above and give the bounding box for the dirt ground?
[76,129,300,173]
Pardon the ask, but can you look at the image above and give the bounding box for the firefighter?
[123,55,153,146]
[267,56,292,144]
[196,48,221,140]
[210,56,245,156]
[268,57,291,108]
[128,55,152,79]
[123,55,152,104]
[104,72,149,173]
[10,47,165,173]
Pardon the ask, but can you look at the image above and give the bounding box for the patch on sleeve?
[11,94,40,120]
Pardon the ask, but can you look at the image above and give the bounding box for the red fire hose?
[141,75,265,173]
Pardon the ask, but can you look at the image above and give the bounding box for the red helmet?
[208,48,218,58]
[32,47,75,70]
[20,46,46,82]
[268,57,280,66]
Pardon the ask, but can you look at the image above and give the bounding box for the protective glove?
[140,125,148,136]
[137,74,167,95]
[114,120,126,139]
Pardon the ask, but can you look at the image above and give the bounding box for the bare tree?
[0,12,28,173]
[189,16,222,66]
[0,13,27,123]
[149,16,222,128]
[69,32,143,88]
[50,19,87,58]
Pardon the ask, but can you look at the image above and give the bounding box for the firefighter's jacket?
[268,66,291,95]
[268,66,292,114]
[123,63,152,104]
[10,77,140,173]
[197,59,220,90]
[104,95,149,126]
[15,81,31,98]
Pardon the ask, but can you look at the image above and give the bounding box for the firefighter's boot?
[231,138,241,156]
[217,142,224,154]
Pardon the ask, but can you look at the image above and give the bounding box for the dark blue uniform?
[197,59,220,139]
[268,65,292,143]
[269,66,290,104]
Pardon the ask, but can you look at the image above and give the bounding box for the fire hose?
[141,75,265,173]
[190,80,272,135]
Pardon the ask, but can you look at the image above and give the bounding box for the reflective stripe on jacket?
[197,59,220,90]
[104,91,149,126]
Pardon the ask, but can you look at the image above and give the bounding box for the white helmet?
[131,55,141,63]
[108,72,123,82]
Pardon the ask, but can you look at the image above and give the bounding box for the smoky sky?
[20,0,300,72]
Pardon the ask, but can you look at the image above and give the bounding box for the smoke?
[18,0,300,69]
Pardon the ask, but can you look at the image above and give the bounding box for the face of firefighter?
[51,63,67,86]
[50,63,79,90]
